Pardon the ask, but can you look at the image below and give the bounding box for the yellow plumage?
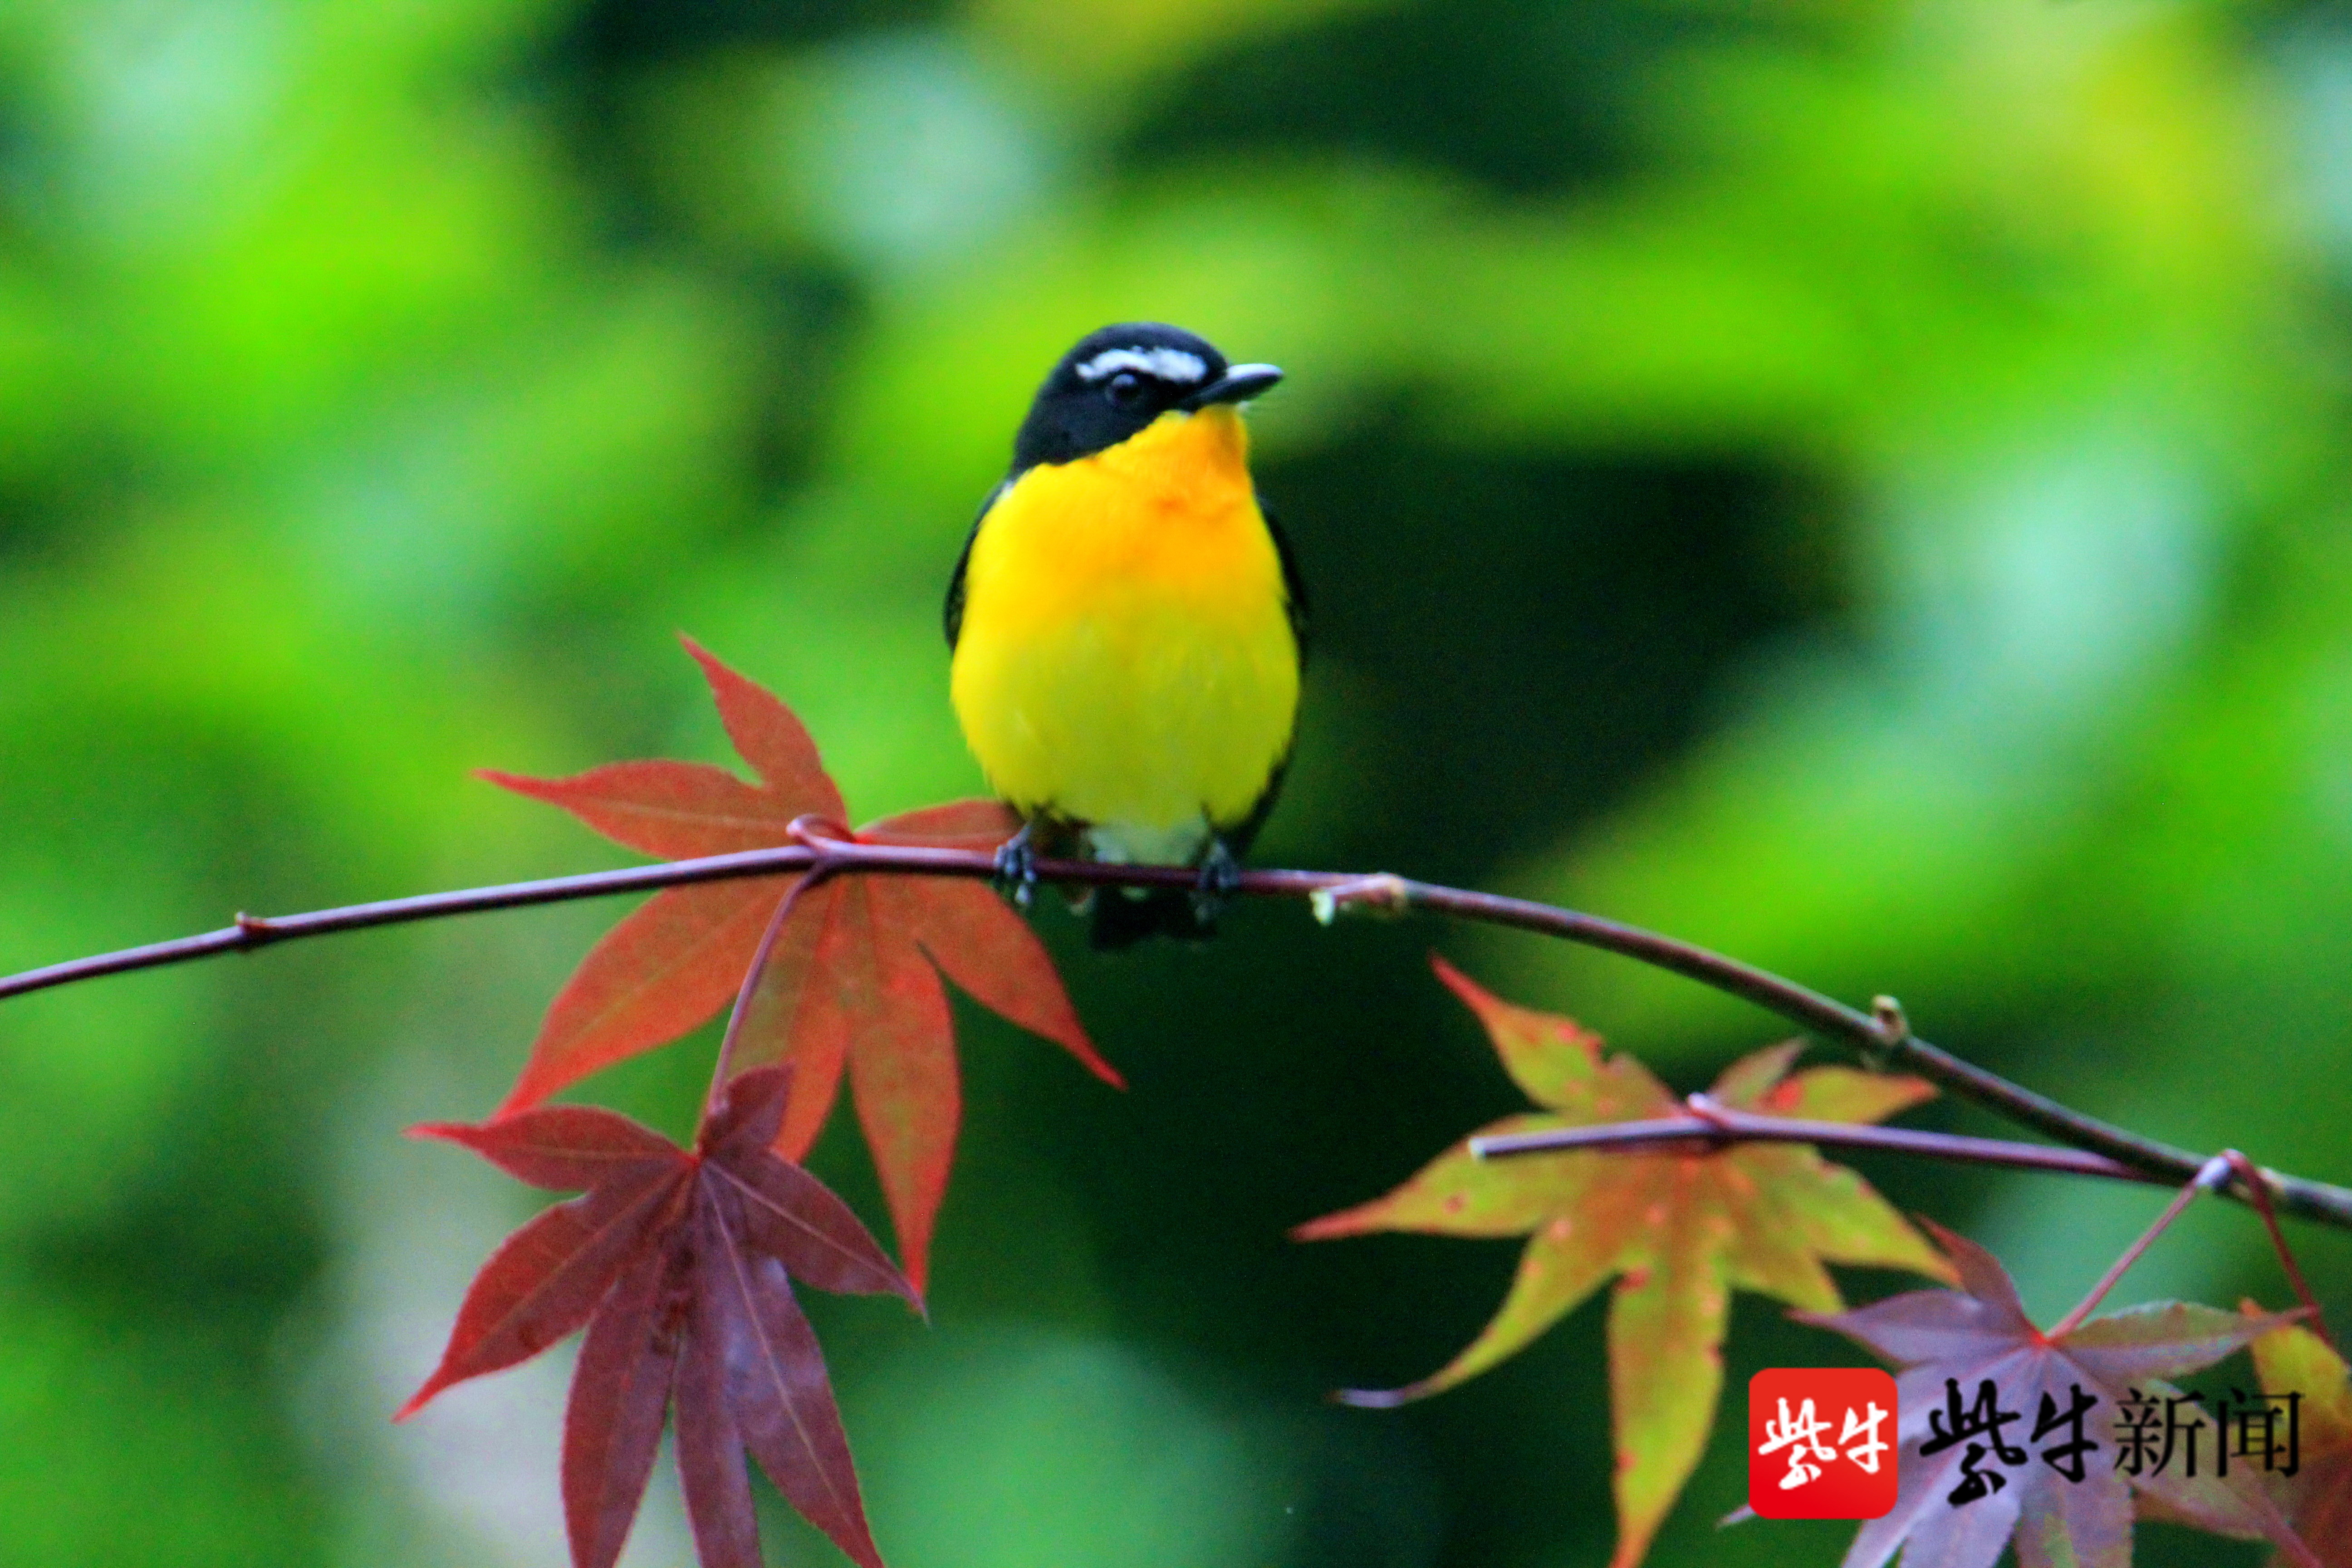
[949,405,1299,862]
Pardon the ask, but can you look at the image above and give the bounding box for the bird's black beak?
[1178,363,1283,411]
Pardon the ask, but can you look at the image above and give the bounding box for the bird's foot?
[991,821,1039,909]
[1191,838,1242,923]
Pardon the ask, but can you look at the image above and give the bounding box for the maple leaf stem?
[2048,1154,2235,1340]
[702,863,834,1125]
[9,840,2352,1233]
[2222,1148,2338,1350]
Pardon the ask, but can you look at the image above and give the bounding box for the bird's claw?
[992,823,1039,909]
[1191,838,1241,922]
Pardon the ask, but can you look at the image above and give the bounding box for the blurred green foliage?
[1,0,2347,1563]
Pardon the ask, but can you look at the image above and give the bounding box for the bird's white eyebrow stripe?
[1074,347,1209,384]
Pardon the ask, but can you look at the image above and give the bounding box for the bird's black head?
[1009,323,1282,473]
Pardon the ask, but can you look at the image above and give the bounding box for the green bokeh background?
[2,0,2347,1563]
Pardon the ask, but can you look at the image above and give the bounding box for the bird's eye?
[1105,372,1147,407]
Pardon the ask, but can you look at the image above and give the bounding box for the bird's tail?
[1088,887,1215,950]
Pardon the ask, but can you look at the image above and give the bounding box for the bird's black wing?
[943,479,1009,650]
[1259,490,1308,667]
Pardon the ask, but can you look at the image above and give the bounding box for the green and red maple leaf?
[1299,956,1957,1568]
[484,636,1118,1290]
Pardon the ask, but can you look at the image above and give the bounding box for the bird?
[945,322,1306,949]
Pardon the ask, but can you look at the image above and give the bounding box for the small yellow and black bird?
[945,323,1306,948]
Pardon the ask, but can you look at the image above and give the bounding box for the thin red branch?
[2223,1149,2337,1348]
[1471,1098,2175,1187]
[5,838,2348,1231]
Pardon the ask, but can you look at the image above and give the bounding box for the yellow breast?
[949,406,1300,839]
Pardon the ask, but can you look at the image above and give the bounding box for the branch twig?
[1472,1095,2180,1187]
[5,838,2347,1230]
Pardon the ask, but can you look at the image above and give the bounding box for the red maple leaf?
[1793,1221,2319,1568]
[400,1064,916,1568]
[483,637,1119,1288]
